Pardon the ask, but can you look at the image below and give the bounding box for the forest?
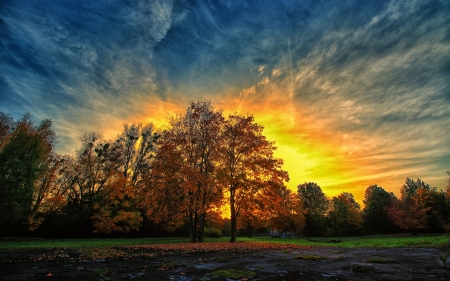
[1,100,449,242]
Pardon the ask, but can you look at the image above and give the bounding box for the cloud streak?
[1,0,449,202]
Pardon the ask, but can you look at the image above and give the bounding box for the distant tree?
[297,182,329,236]
[270,189,305,235]
[328,192,364,236]
[387,196,428,234]
[362,184,396,234]
[387,178,435,234]
[219,114,289,242]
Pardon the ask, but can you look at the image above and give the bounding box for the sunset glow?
[1,1,449,204]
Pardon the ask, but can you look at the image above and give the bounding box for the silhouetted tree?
[328,192,363,236]
[0,113,55,233]
[297,182,329,236]
[363,185,396,234]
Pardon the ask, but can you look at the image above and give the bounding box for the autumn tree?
[0,113,55,233]
[219,114,289,242]
[328,192,364,236]
[57,133,142,235]
[147,101,224,242]
[297,182,329,236]
[387,178,435,234]
[362,184,396,234]
[270,189,305,236]
[27,153,67,231]
[116,122,159,189]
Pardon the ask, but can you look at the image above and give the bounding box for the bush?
[204,227,222,238]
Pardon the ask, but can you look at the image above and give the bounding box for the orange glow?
[127,92,404,206]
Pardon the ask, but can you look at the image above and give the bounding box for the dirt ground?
[1,243,449,281]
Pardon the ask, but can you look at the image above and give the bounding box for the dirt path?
[1,245,449,280]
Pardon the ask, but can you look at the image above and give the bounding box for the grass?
[237,234,450,248]
[0,234,448,250]
[293,255,327,260]
[0,237,189,250]
[211,269,256,279]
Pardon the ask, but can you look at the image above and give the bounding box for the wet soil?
[1,246,449,280]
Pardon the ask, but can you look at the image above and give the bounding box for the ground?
[1,242,449,280]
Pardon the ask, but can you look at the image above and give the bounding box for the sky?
[1,0,449,204]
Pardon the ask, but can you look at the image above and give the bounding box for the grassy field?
[0,234,448,250]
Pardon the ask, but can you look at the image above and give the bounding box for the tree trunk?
[197,213,206,242]
[189,213,198,243]
[230,194,237,242]
[246,220,253,238]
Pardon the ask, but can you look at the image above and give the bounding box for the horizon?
[1,0,449,204]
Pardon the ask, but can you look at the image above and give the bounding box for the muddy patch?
[1,247,449,280]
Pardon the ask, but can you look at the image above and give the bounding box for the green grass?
[0,237,190,250]
[0,234,448,250]
[211,269,256,279]
[236,234,450,248]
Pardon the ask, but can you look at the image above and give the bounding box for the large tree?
[219,114,289,242]
[0,113,55,232]
[148,101,224,242]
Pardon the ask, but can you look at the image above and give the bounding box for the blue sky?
[1,0,449,201]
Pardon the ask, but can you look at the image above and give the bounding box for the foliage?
[1,105,449,238]
[387,178,441,234]
[0,113,55,231]
[147,100,224,242]
[220,113,289,242]
[297,182,330,236]
[328,192,364,236]
[203,226,222,238]
[270,190,305,235]
[363,184,396,234]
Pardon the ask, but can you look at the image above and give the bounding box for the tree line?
[1,101,449,241]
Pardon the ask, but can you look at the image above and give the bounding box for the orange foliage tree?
[387,178,434,234]
[269,189,305,236]
[219,114,289,242]
[146,101,224,242]
[91,176,142,233]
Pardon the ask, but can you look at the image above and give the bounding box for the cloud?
[1,0,449,202]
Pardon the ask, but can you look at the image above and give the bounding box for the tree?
[58,133,143,235]
[219,114,289,242]
[297,182,329,236]
[328,192,364,236]
[270,189,305,236]
[116,122,159,188]
[387,195,428,234]
[387,178,435,234]
[0,113,55,232]
[362,184,396,234]
[91,175,142,234]
[147,101,224,242]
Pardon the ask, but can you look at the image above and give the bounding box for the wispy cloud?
[1,0,449,202]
